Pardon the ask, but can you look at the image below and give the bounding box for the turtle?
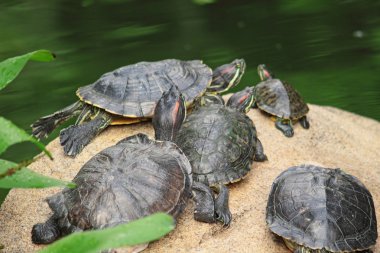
[266,164,378,253]
[175,86,267,226]
[31,58,246,157]
[253,64,309,137]
[31,86,227,247]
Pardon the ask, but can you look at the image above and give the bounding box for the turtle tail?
[31,215,60,244]
[31,101,83,139]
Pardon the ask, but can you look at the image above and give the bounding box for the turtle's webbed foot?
[299,116,310,129]
[32,115,61,139]
[275,120,294,137]
[31,101,83,139]
[31,218,60,244]
[60,124,94,157]
[254,138,267,162]
[60,113,111,157]
[192,182,216,224]
[214,184,232,227]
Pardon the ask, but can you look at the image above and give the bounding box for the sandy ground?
[0,104,379,253]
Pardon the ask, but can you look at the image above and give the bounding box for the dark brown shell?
[176,104,257,186]
[77,59,212,117]
[266,165,377,252]
[255,79,309,120]
[47,134,192,231]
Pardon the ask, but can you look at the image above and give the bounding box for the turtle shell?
[46,134,192,232]
[266,164,377,252]
[254,79,309,120]
[77,59,212,118]
[176,104,257,186]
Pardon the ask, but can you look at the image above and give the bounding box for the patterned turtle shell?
[266,164,377,252]
[176,104,257,186]
[77,59,212,118]
[45,134,192,232]
[254,79,309,120]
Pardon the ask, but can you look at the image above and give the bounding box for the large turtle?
[266,164,378,253]
[31,86,226,247]
[253,64,309,137]
[175,87,267,226]
[32,59,246,157]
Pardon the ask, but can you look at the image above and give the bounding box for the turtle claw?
[299,116,310,129]
[216,208,232,227]
[283,128,294,137]
[214,184,232,227]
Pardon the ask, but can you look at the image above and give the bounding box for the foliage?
[0,50,71,206]
[38,213,175,253]
[0,49,55,91]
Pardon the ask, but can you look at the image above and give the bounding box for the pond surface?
[0,0,379,162]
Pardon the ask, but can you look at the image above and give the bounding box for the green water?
[0,0,379,162]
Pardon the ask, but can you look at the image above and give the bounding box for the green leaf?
[0,117,52,159]
[0,49,55,90]
[0,188,10,206]
[38,213,175,253]
[0,159,75,189]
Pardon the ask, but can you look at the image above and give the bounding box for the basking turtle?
[32,86,224,246]
[176,87,267,226]
[253,64,309,137]
[266,164,378,253]
[32,59,246,157]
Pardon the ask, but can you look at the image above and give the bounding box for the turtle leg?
[60,109,112,157]
[254,138,267,161]
[31,101,83,139]
[299,115,310,129]
[275,118,294,137]
[212,184,232,227]
[192,181,216,224]
[31,215,60,244]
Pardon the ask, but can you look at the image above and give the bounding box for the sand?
[0,104,379,253]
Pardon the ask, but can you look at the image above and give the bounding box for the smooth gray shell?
[47,134,192,232]
[77,59,212,117]
[255,79,309,120]
[266,164,377,252]
[176,104,257,186]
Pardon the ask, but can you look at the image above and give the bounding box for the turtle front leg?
[299,116,310,129]
[192,181,216,224]
[31,215,60,244]
[254,138,267,161]
[60,110,112,157]
[31,101,83,139]
[213,184,232,227]
[275,118,294,137]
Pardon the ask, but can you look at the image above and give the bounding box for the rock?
[0,104,379,253]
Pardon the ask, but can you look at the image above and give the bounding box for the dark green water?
[1,0,380,162]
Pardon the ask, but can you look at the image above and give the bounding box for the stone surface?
[0,104,379,253]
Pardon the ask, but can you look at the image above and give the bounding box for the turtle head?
[208,59,246,93]
[258,64,274,81]
[226,87,255,113]
[153,85,186,142]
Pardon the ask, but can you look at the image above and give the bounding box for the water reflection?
[0,0,379,161]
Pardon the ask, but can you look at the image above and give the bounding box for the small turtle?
[32,59,246,157]
[266,164,377,253]
[32,86,225,246]
[253,64,309,137]
[175,87,267,226]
